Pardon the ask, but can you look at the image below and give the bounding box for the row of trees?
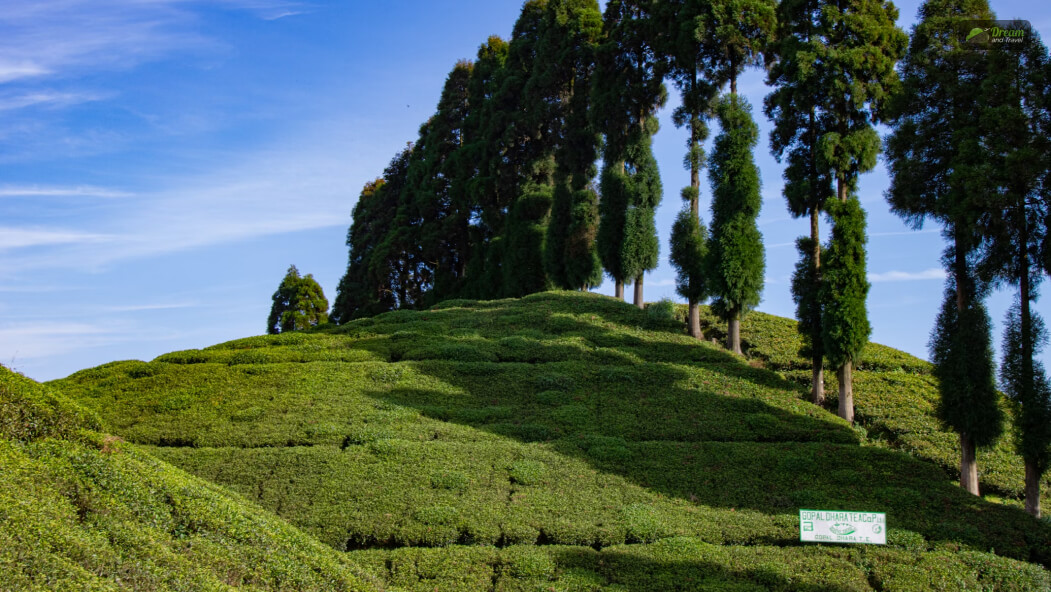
[329,0,1051,514]
[885,1,1051,515]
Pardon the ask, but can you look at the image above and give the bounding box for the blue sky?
[1,0,1048,381]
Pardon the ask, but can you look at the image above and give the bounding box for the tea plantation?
[27,291,1051,589]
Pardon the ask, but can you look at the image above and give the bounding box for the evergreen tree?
[820,197,870,421]
[977,26,1051,513]
[333,173,400,323]
[791,236,824,402]
[541,0,604,290]
[620,121,663,309]
[707,94,764,354]
[765,0,836,402]
[929,277,1003,495]
[1001,304,1051,517]
[461,37,511,300]
[811,0,906,420]
[413,61,474,304]
[592,0,666,303]
[652,0,718,337]
[669,207,709,316]
[884,0,1000,494]
[268,265,329,334]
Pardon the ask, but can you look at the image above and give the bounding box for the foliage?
[0,365,379,591]
[791,237,823,362]
[268,265,329,335]
[821,198,870,369]
[53,292,1051,576]
[706,94,764,322]
[1002,304,1051,475]
[668,207,708,304]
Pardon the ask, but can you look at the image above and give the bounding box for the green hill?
[0,365,380,591]
[44,292,1051,590]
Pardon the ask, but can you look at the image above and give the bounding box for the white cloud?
[102,302,197,313]
[868,268,946,283]
[0,228,114,250]
[649,278,677,288]
[0,61,50,83]
[0,91,103,112]
[0,185,132,198]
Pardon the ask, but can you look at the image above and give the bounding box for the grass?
[0,365,381,591]
[43,290,1051,590]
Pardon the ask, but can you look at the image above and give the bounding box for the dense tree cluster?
[328,0,1051,514]
[887,0,1051,512]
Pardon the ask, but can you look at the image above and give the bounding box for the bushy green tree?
[542,0,604,290]
[809,0,906,420]
[820,197,870,422]
[621,122,663,309]
[790,236,824,403]
[765,0,836,401]
[268,265,329,334]
[592,0,666,301]
[707,94,764,354]
[884,0,999,494]
[652,0,718,337]
[978,26,1051,513]
[929,278,1002,493]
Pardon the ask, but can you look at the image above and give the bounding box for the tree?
[268,265,329,334]
[592,0,666,302]
[811,0,906,420]
[1001,304,1051,517]
[977,25,1051,512]
[929,277,1003,495]
[653,0,719,337]
[541,0,604,290]
[765,0,836,402]
[620,121,663,309]
[884,0,1000,493]
[820,197,870,422]
[707,94,764,355]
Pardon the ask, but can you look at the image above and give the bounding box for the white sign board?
[799,510,886,545]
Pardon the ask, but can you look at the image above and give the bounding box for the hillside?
[0,365,381,591]
[51,291,1051,590]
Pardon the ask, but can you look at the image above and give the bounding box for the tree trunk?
[838,176,847,203]
[960,432,980,495]
[615,280,624,301]
[837,362,853,423]
[727,310,742,355]
[810,207,823,406]
[689,302,702,339]
[1023,460,1042,517]
[812,361,825,406]
[634,274,644,309]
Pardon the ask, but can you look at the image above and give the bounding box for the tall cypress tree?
[592,0,665,302]
[654,0,718,338]
[820,196,870,422]
[540,0,604,291]
[813,0,906,421]
[765,0,835,402]
[977,26,1051,513]
[696,0,773,353]
[268,265,329,334]
[412,61,474,304]
[885,0,1001,493]
[462,37,511,300]
[707,94,765,354]
[621,120,663,309]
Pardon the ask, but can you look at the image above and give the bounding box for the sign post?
[799,510,886,545]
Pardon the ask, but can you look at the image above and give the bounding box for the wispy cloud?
[869,268,946,283]
[101,302,198,313]
[0,228,114,250]
[0,185,133,199]
[0,91,104,112]
[649,278,677,288]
